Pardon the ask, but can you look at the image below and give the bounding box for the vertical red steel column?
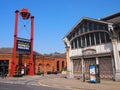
[10,10,19,76]
[29,16,34,75]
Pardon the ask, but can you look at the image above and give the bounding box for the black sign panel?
[17,40,30,53]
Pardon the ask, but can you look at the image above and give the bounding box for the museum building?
[63,12,120,81]
[0,48,66,76]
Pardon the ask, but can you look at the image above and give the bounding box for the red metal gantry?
[10,9,34,76]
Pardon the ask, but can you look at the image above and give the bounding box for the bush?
[13,74,23,77]
[36,72,44,75]
[47,71,52,74]
[62,67,67,71]
[47,71,58,74]
[52,71,58,74]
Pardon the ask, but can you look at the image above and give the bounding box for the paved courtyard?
[0,74,120,90]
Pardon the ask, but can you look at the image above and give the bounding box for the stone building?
[0,48,66,76]
[63,12,120,81]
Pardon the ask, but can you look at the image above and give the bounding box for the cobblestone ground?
[38,74,120,90]
[0,74,120,90]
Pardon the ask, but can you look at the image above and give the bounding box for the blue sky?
[0,0,120,54]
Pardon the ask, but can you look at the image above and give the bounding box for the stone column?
[108,23,120,81]
[111,55,116,81]
[82,57,85,82]
[66,46,74,78]
[96,57,99,64]
[112,38,120,81]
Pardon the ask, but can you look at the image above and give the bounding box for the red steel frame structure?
[10,9,34,76]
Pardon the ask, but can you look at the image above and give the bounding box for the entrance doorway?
[0,60,9,77]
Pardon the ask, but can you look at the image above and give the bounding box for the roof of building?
[101,12,120,24]
[49,52,66,58]
[0,48,66,59]
[101,12,120,21]
[63,12,120,39]
[0,48,13,54]
[0,47,41,55]
[63,17,110,39]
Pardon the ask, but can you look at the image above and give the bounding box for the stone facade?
[63,12,120,81]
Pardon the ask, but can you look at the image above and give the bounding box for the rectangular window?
[119,32,120,41]
[100,32,105,44]
[83,24,85,33]
[94,23,97,30]
[99,24,104,30]
[78,37,81,48]
[80,26,83,33]
[72,32,75,38]
[89,22,92,31]
[87,22,90,31]
[78,28,81,34]
[105,25,108,30]
[75,38,77,48]
[75,29,79,36]
[71,41,74,49]
[105,33,111,43]
[92,23,94,31]
[95,32,100,44]
[77,38,79,48]
[82,36,85,47]
[90,33,95,45]
[86,34,90,46]
[97,24,100,30]
[84,22,87,32]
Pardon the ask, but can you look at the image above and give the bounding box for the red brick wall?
[0,54,66,76]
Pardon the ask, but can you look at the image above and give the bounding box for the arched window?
[57,61,60,72]
[62,61,64,69]
[46,64,50,68]
[38,64,42,73]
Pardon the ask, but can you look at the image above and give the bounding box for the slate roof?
[0,47,41,55]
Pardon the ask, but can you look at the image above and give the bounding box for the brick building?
[0,48,66,76]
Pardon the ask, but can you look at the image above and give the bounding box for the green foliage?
[62,67,67,71]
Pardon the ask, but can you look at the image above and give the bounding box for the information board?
[89,65,96,83]
[16,39,30,53]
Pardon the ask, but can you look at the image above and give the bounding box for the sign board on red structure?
[16,39,31,53]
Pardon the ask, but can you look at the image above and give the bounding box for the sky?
[0,0,120,54]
